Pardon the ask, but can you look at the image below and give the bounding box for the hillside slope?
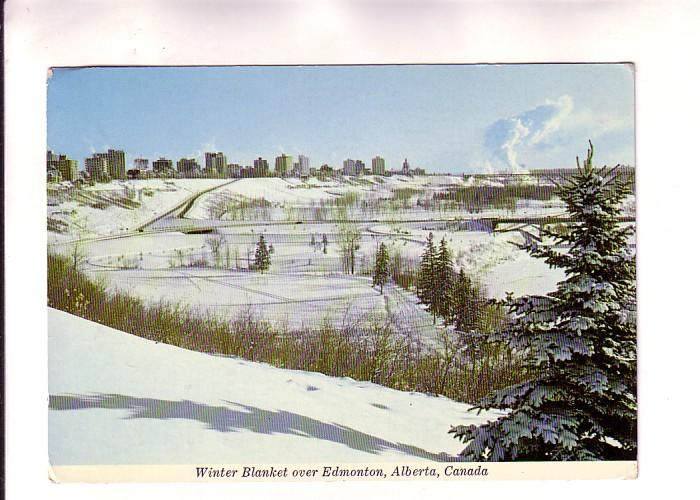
[48,308,500,465]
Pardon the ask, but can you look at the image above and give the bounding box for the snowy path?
[48,308,500,466]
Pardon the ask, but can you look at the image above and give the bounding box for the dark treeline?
[431,185,557,211]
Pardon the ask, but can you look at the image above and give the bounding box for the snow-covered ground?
[71,221,565,343]
[50,176,632,350]
[185,176,469,219]
[48,308,500,465]
[483,251,566,299]
[47,179,230,242]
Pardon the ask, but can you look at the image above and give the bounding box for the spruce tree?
[417,232,438,314]
[435,237,455,320]
[450,143,636,461]
[322,234,328,254]
[254,235,271,273]
[373,242,390,294]
[453,268,481,333]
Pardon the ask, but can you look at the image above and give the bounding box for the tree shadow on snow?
[49,393,456,461]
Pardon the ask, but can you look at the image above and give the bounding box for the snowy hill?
[47,179,230,242]
[48,308,500,466]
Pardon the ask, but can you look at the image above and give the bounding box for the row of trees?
[415,232,486,333]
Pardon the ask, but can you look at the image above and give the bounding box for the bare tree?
[205,234,226,267]
[70,241,88,271]
[337,223,361,274]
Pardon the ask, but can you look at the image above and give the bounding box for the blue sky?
[47,64,634,173]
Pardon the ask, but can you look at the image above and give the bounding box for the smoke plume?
[484,95,573,172]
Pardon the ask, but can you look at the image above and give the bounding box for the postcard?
[46,64,636,482]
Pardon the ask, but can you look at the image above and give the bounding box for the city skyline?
[48,64,635,173]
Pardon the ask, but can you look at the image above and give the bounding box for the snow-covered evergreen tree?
[254,235,271,273]
[417,232,438,320]
[450,143,636,461]
[435,237,454,320]
[373,242,390,294]
[322,234,328,254]
[452,268,482,332]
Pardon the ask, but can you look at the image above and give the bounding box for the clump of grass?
[48,251,528,403]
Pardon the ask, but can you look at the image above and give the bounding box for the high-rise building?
[205,152,227,177]
[85,155,109,181]
[298,155,310,177]
[227,163,242,177]
[133,158,149,170]
[253,157,269,177]
[152,157,173,174]
[355,160,366,175]
[275,154,294,177]
[47,150,61,180]
[47,151,75,181]
[177,158,201,176]
[104,149,126,179]
[56,155,79,182]
[343,159,356,176]
[372,156,386,176]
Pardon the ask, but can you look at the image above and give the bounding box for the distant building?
[227,163,242,177]
[343,159,356,176]
[47,151,78,182]
[100,149,126,179]
[85,155,110,181]
[177,158,201,176]
[253,157,269,177]
[298,155,310,177]
[133,158,149,170]
[47,150,61,181]
[57,155,79,182]
[371,156,386,176]
[402,158,410,176]
[205,152,227,177]
[47,150,59,165]
[318,164,334,180]
[355,160,366,175]
[127,169,142,180]
[275,154,294,177]
[152,157,173,175]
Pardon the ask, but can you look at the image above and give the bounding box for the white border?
[6,0,700,498]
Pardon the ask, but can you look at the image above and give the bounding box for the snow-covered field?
[52,177,579,343]
[49,174,631,351]
[48,308,500,465]
[76,224,556,341]
[187,175,468,214]
[184,176,566,223]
